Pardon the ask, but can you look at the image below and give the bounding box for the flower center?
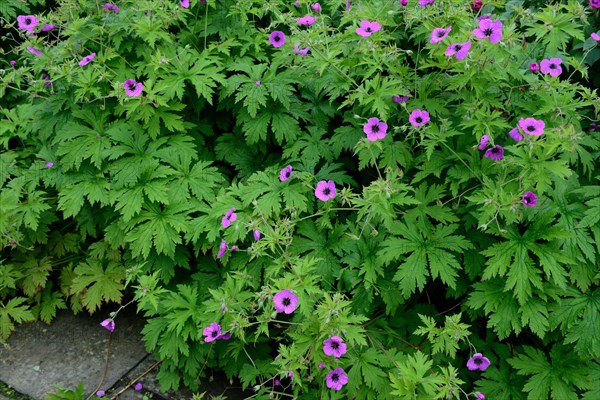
[366,27,372,32]
[331,373,339,382]
[323,188,331,195]
[416,117,423,123]
[526,125,535,132]
[550,63,556,69]
[274,36,281,42]
[474,357,482,365]
[211,331,218,337]
[282,298,291,306]
[454,44,462,51]
[285,171,291,178]
[128,82,136,90]
[371,125,379,133]
[484,28,493,36]
[437,31,445,37]
[25,17,32,24]
[331,342,339,349]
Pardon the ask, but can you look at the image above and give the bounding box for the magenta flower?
[100,319,115,332]
[478,135,489,151]
[96,390,105,397]
[273,289,299,314]
[79,53,96,66]
[253,230,261,241]
[518,118,545,136]
[274,378,281,386]
[221,208,237,228]
[590,0,600,8]
[293,44,310,55]
[409,109,430,127]
[312,3,321,11]
[326,368,348,391]
[123,79,143,97]
[476,393,485,400]
[540,58,562,77]
[430,27,451,43]
[297,15,317,26]
[473,19,502,43]
[203,322,222,343]
[509,126,523,141]
[27,46,42,57]
[41,23,55,32]
[103,3,120,12]
[134,383,143,391]
[255,80,261,85]
[356,20,381,37]
[288,371,294,378]
[323,336,347,358]
[181,0,189,8]
[392,94,410,103]
[418,0,435,5]
[217,239,227,258]
[592,33,600,42]
[400,0,408,5]
[10,60,16,67]
[445,41,472,60]
[346,1,352,10]
[522,192,537,207]
[471,0,483,11]
[269,31,286,48]
[363,117,388,141]
[484,145,504,161]
[318,363,325,369]
[17,15,39,33]
[280,165,293,181]
[529,62,539,73]
[315,180,336,202]
[467,353,491,371]
[217,332,231,340]
[45,161,54,168]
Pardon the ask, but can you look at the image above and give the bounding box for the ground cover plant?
[1,0,599,399]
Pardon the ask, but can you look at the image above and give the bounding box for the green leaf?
[70,260,125,313]
[0,297,34,342]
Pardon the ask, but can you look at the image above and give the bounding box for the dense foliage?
[1,0,599,399]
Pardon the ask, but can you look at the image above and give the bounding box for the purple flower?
[471,0,483,11]
[253,229,261,241]
[217,332,231,340]
[288,371,294,378]
[269,31,286,48]
[280,165,293,181]
[221,208,237,228]
[592,33,600,42]
[326,368,348,391]
[17,15,39,33]
[484,145,504,161]
[522,192,537,207]
[96,390,105,397]
[589,122,600,132]
[477,14,491,20]
[274,379,281,386]
[103,3,120,12]
[518,117,545,136]
[323,336,347,358]
[409,109,430,127]
[10,60,16,67]
[27,46,42,57]
[540,58,562,77]
[123,79,143,97]
[418,0,435,5]
[217,239,227,258]
[293,44,310,55]
[529,62,539,73]
[255,80,261,85]
[590,0,600,9]
[318,363,325,369]
[273,289,299,314]
[203,322,222,342]
[444,41,472,60]
[346,1,352,10]
[42,73,52,87]
[181,0,190,8]
[400,0,408,5]
[430,27,451,43]
[478,135,489,151]
[467,353,491,371]
[473,19,502,44]
[312,3,321,11]
[476,393,485,400]
[297,15,317,26]
[100,319,115,332]
[79,53,96,66]
[315,180,336,202]
[134,383,143,391]
[392,94,410,103]
[356,20,381,37]
[231,245,238,251]
[509,126,524,141]
[45,161,54,168]
[363,117,388,141]
[41,23,55,32]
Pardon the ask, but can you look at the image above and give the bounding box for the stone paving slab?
[0,308,147,400]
